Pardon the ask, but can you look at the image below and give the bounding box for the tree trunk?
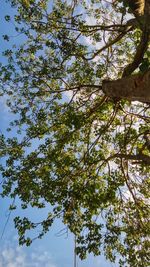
[102,69,150,103]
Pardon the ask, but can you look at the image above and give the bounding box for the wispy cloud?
[0,243,57,267]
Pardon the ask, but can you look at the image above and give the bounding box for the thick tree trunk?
[102,69,150,103]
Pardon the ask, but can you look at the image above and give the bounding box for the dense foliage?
[0,1,150,266]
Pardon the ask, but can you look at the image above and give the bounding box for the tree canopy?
[0,1,150,266]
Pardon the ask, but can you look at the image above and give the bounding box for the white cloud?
[0,244,57,267]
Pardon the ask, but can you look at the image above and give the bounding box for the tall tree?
[0,1,150,266]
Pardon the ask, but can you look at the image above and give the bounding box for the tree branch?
[108,152,150,165]
[122,30,149,77]
[122,0,150,76]
[84,27,133,60]
[102,69,150,103]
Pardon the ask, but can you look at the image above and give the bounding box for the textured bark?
[102,69,150,103]
[125,0,145,17]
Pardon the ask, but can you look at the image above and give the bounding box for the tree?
[0,0,150,266]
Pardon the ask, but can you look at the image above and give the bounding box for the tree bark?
[102,69,150,103]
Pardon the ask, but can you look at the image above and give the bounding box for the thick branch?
[122,30,149,77]
[122,0,150,76]
[124,0,145,17]
[102,69,150,103]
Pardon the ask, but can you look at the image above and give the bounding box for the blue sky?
[0,2,117,266]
